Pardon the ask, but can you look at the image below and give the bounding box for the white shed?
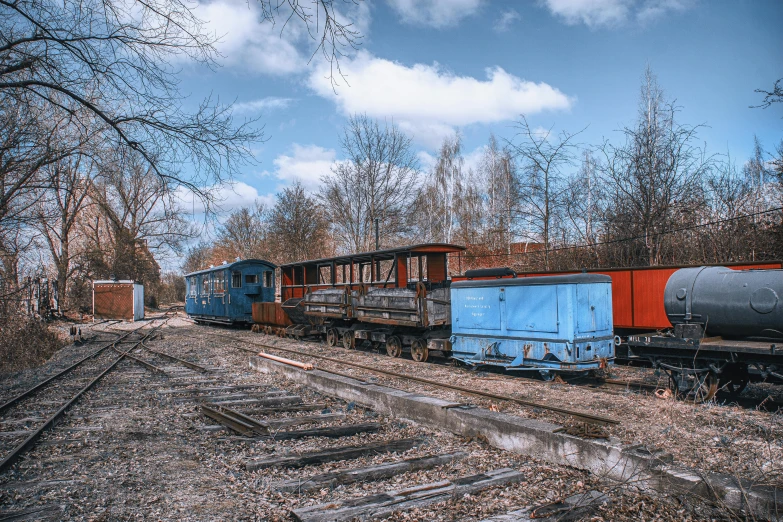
[93,280,145,321]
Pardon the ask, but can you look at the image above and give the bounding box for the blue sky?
[177,0,782,221]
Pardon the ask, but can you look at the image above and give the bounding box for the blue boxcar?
[184,259,276,325]
[450,274,614,376]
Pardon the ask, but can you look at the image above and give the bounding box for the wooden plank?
[274,452,467,493]
[291,468,524,522]
[210,396,302,407]
[267,422,380,441]
[157,385,273,395]
[266,413,345,429]
[246,437,426,470]
[0,504,62,521]
[241,403,327,415]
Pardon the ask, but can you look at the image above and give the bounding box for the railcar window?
[202,276,210,295]
[263,271,272,287]
[246,274,258,284]
[231,271,241,288]
[188,278,196,297]
[214,272,225,295]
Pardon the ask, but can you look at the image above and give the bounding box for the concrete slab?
[249,355,782,520]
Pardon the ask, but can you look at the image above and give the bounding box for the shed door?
[454,287,501,330]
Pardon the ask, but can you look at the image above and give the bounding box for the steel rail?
[112,346,168,375]
[219,334,620,426]
[139,341,209,373]
[0,319,169,474]
[0,326,147,415]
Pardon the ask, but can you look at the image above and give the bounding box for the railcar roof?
[280,243,466,268]
[513,259,782,275]
[184,258,276,277]
[453,273,611,288]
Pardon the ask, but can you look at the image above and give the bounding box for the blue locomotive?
[185,259,276,325]
[449,272,615,378]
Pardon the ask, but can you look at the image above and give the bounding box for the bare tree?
[182,242,214,274]
[479,134,519,253]
[268,181,330,262]
[0,0,362,207]
[598,67,711,266]
[90,152,190,281]
[561,151,603,266]
[507,116,583,269]
[0,100,78,227]
[34,152,95,309]
[321,115,419,252]
[214,202,269,262]
[411,134,465,244]
[754,78,783,109]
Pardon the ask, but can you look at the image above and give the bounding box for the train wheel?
[411,339,429,362]
[342,332,355,350]
[326,329,337,347]
[670,371,718,403]
[386,336,402,358]
[718,363,749,394]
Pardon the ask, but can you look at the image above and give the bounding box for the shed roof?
[184,258,277,277]
[280,243,465,268]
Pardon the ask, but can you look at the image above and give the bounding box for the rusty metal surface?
[201,404,269,437]
[252,302,293,327]
[93,283,134,320]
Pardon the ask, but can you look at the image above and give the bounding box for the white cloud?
[263,144,337,191]
[463,145,486,174]
[541,0,693,28]
[233,97,294,114]
[635,0,692,23]
[494,9,521,33]
[175,181,274,217]
[192,0,371,75]
[386,0,484,28]
[308,51,573,148]
[195,0,307,75]
[542,0,629,27]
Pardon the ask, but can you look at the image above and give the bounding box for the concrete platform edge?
[249,355,781,520]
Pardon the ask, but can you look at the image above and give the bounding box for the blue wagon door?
[576,283,611,334]
[228,269,245,318]
[211,269,227,318]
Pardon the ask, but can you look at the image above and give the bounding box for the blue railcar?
[449,273,614,377]
[184,259,276,325]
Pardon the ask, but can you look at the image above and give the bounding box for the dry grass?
[0,313,66,374]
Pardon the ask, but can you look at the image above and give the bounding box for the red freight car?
[453,261,783,331]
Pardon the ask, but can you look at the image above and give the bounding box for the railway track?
[198,331,620,426]
[0,319,740,520]
[189,325,782,416]
[166,336,575,521]
[0,316,175,473]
